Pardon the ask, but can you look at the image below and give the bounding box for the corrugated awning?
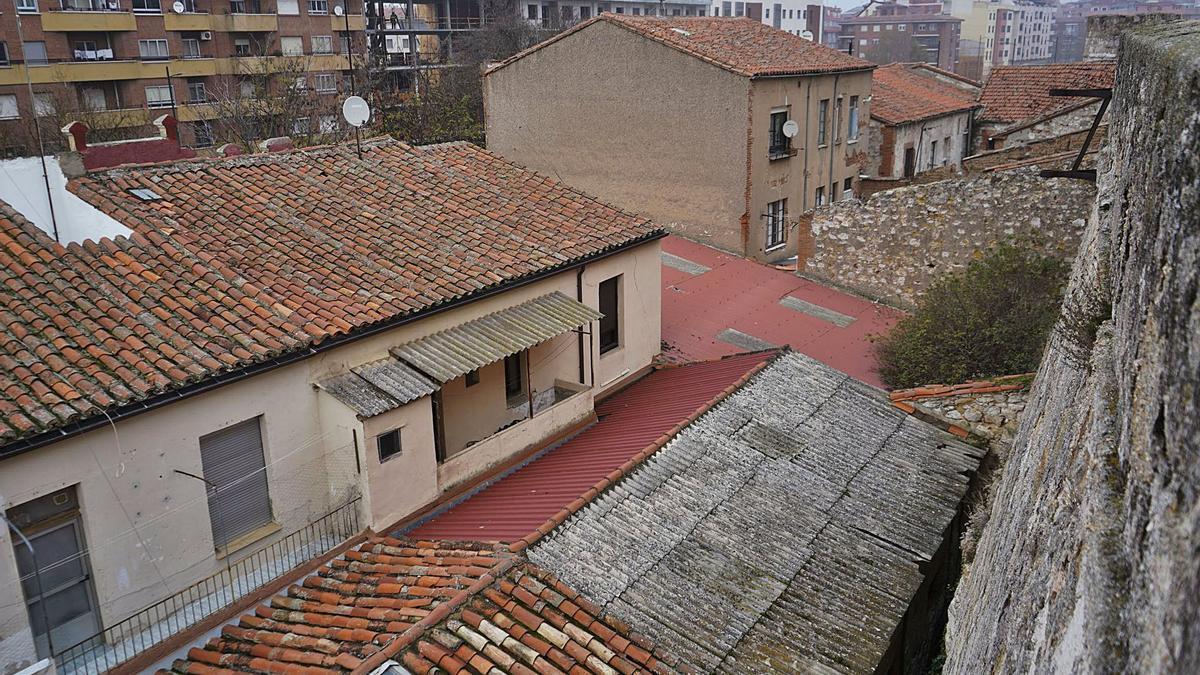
[317,357,438,418]
[392,291,602,383]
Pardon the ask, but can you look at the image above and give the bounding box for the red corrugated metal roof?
[660,235,903,387]
[405,351,772,541]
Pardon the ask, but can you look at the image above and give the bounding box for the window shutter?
[199,418,272,548]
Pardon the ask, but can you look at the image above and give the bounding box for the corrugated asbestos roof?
[406,351,774,541]
[392,292,602,384]
[528,352,985,673]
[317,358,439,418]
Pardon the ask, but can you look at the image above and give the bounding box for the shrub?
[876,242,1069,389]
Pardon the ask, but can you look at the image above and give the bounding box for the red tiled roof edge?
[888,373,1035,402]
[507,349,785,555]
[351,545,522,674]
[910,62,983,88]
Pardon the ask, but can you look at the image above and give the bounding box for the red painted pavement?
[404,351,772,542]
[661,235,903,387]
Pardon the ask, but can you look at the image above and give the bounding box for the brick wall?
[800,168,1094,308]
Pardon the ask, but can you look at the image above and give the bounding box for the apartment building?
[0,137,663,673]
[484,15,873,264]
[944,0,1055,80]
[0,0,366,154]
[1053,0,1200,62]
[711,0,823,39]
[836,10,963,72]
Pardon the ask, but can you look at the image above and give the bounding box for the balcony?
[163,11,215,31]
[330,13,365,31]
[42,8,137,31]
[221,12,279,32]
[0,57,221,86]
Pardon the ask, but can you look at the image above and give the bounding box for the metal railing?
[53,498,362,674]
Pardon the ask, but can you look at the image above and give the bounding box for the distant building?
[484,15,874,263]
[837,10,963,72]
[1054,0,1200,62]
[976,60,1115,150]
[944,0,1056,80]
[868,63,981,179]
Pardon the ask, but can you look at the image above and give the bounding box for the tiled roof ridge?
[506,349,785,555]
[889,373,1034,402]
[978,61,1116,122]
[871,63,982,125]
[908,61,982,87]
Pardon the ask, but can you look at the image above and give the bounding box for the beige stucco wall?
[746,71,873,262]
[0,238,661,673]
[871,111,973,179]
[484,20,750,254]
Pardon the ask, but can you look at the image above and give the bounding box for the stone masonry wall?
[944,20,1200,674]
[891,375,1033,450]
[801,168,1094,308]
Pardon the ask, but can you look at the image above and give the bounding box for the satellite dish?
[172,0,185,12]
[782,119,800,138]
[333,4,344,15]
[342,96,371,127]
[801,29,815,41]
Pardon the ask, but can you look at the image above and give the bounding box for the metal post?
[3,515,55,658]
[525,351,534,420]
[166,65,179,124]
[11,0,59,243]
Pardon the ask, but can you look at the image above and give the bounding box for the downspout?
[576,266,586,385]
[802,77,812,212]
[826,73,840,200]
[741,81,754,256]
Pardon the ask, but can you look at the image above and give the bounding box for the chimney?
[62,121,88,152]
[153,114,179,142]
[217,143,244,157]
[259,137,295,153]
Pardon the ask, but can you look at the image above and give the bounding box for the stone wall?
[890,375,1033,450]
[1085,13,1184,60]
[800,168,1094,308]
[944,20,1200,674]
[963,126,1107,172]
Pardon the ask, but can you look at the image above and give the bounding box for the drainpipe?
[576,266,586,385]
[802,77,812,213]
[826,73,840,201]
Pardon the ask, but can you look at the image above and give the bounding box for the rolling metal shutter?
[199,418,272,548]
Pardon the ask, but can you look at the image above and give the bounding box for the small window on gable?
[377,428,402,462]
[465,369,479,387]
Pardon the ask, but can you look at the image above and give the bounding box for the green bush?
[876,242,1069,389]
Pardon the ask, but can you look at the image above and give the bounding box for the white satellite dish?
[342,96,371,127]
[782,119,800,138]
[801,29,815,41]
[172,0,185,12]
[333,4,344,15]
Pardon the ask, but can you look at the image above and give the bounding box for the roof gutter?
[0,231,666,462]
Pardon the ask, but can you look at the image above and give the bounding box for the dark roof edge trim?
[750,65,876,79]
[871,101,982,126]
[0,230,666,462]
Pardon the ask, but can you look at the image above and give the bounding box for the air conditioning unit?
[200,31,213,41]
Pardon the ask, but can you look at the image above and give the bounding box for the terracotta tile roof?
[978,61,1116,123]
[528,352,985,672]
[157,538,677,674]
[888,373,1033,402]
[0,139,662,452]
[870,63,980,125]
[489,15,872,78]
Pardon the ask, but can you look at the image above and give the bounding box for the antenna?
[342,95,371,160]
[10,0,60,243]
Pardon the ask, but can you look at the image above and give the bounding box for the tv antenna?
[342,95,371,159]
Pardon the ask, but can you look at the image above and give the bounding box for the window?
[836,97,845,142]
[768,109,789,158]
[34,93,55,117]
[234,38,252,56]
[843,177,853,199]
[187,79,206,103]
[0,95,18,120]
[311,35,333,54]
[24,41,48,65]
[580,6,590,18]
[817,98,829,146]
[81,87,106,110]
[139,39,169,60]
[942,136,951,165]
[314,72,336,93]
[377,428,402,462]
[292,75,306,90]
[465,369,479,387]
[7,487,100,660]
[239,79,255,97]
[132,0,160,10]
[0,43,7,66]
[145,84,174,108]
[527,3,537,19]
[598,275,620,354]
[848,95,860,141]
[17,0,36,11]
[193,120,213,147]
[182,38,201,58]
[319,115,336,133]
[199,418,273,550]
[815,185,825,206]
[765,198,786,250]
[504,352,524,400]
[277,0,299,14]
[280,36,304,55]
[308,0,328,13]
[929,139,939,169]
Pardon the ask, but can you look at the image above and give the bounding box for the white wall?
[876,111,973,179]
[0,239,662,673]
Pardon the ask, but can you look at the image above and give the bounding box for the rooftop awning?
[317,357,438,418]
[392,291,602,383]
